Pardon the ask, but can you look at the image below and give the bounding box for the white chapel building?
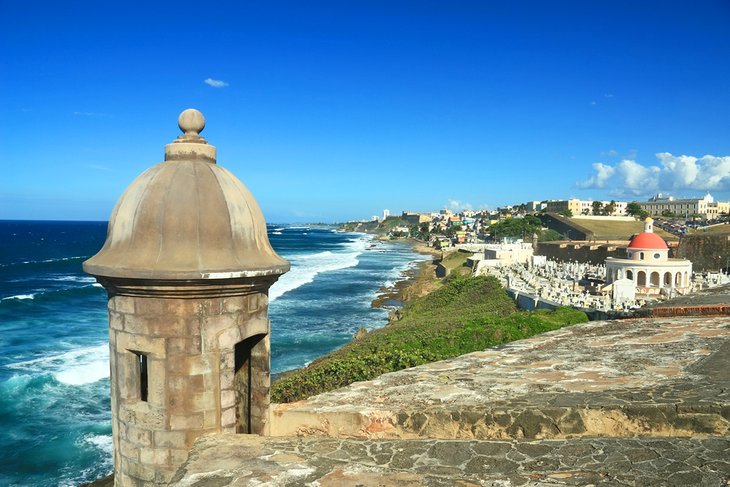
[605,217,692,297]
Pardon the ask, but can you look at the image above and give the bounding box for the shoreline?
[273,237,442,383]
[370,238,442,309]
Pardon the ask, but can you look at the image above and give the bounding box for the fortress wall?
[535,242,626,265]
[676,234,730,272]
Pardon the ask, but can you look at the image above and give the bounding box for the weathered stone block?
[201,411,218,430]
[153,430,186,448]
[118,439,141,462]
[222,296,246,313]
[184,317,203,337]
[126,424,152,447]
[170,413,203,430]
[191,392,216,412]
[123,457,156,482]
[184,354,215,375]
[169,448,190,467]
[116,331,167,358]
[114,296,136,314]
[217,326,243,351]
[139,447,170,465]
[196,299,223,316]
[221,389,235,409]
[221,406,236,428]
[109,311,125,331]
[166,336,201,355]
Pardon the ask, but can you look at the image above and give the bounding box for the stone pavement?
[170,433,730,486]
[271,317,730,440]
[170,316,730,486]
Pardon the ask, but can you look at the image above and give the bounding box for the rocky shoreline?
[370,238,442,309]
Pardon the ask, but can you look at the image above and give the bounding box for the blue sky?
[2,0,729,222]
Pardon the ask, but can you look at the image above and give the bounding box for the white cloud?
[204,78,229,88]
[576,162,615,188]
[578,152,730,196]
[447,199,473,211]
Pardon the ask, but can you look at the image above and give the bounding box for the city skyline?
[2,1,729,222]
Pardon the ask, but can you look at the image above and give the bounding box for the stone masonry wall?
[107,290,269,486]
[535,242,626,265]
[676,234,730,272]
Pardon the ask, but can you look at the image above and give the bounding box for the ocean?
[0,220,427,486]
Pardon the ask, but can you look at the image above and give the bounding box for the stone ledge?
[169,433,730,486]
[272,317,730,440]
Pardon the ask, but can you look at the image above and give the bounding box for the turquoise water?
[0,221,426,486]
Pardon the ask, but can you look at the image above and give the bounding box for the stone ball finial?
[178,109,205,136]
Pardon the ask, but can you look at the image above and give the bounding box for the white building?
[639,193,730,219]
[474,239,534,273]
[605,218,692,297]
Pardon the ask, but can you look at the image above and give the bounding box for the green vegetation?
[339,218,410,236]
[410,222,431,240]
[488,217,564,242]
[440,250,473,276]
[539,228,564,241]
[271,275,589,403]
[488,216,542,239]
[627,202,649,220]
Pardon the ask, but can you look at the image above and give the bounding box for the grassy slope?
[271,275,588,403]
[572,218,676,241]
[687,223,730,235]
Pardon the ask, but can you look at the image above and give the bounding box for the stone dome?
[83,109,290,280]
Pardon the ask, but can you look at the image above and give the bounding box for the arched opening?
[640,252,645,260]
[637,271,646,286]
[664,272,672,286]
[234,333,269,434]
[617,269,623,279]
[626,270,633,281]
[675,272,682,286]
[650,272,660,287]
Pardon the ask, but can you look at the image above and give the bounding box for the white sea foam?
[270,237,370,301]
[1,255,88,268]
[58,434,114,487]
[47,275,98,283]
[84,434,114,457]
[272,231,283,235]
[8,343,110,385]
[1,293,36,300]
